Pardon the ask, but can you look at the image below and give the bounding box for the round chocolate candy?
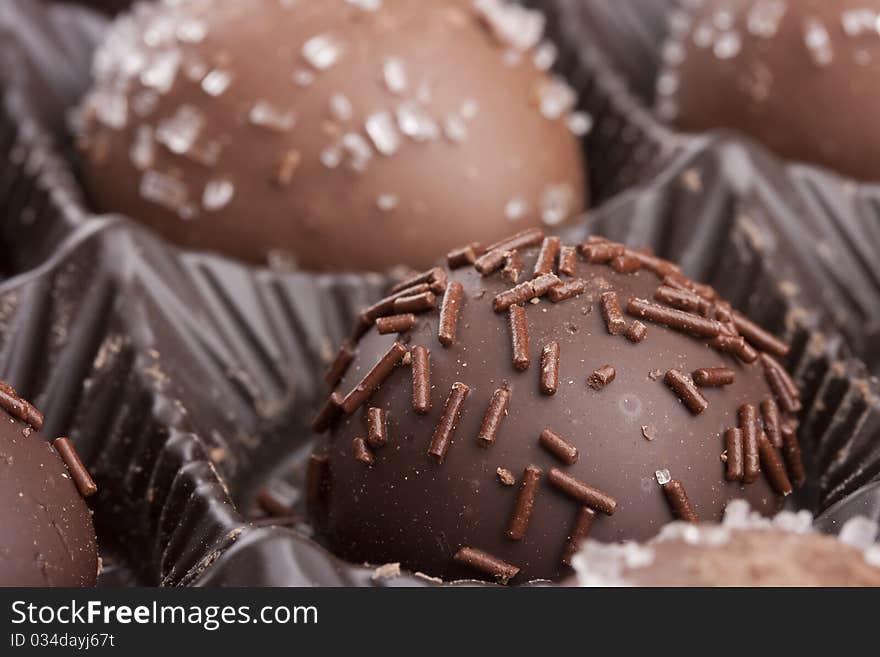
[310,230,803,583]
[571,501,880,586]
[0,383,99,586]
[75,0,587,271]
[657,0,880,181]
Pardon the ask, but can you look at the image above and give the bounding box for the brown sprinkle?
[361,283,432,323]
[760,354,801,413]
[477,388,511,446]
[600,291,627,335]
[609,254,642,274]
[0,382,44,430]
[438,281,464,347]
[497,467,516,486]
[493,273,561,312]
[539,428,578,465]
[588,365,616,391]
[558,245,577,276]
[256,489,294,518]
[509,305,531,371]
[561,507,597,566]
[305,454,330,509]
[53,437,97,498]
[313,392,344,432]
[341,342,408,414]
[654,285,705,314]
[353,437,374,465]
[723,428,745,482]
[761,398,783,448]
[641,424,657,441]
[533,237,561,277]
[664,369,708,415]
[376,313,416,335]
[579,241,625,263]
[502,250,523,284]
[540,342,560,396]
[411,345,431,414]
[547,468,618,515]
[625,321,648,343]
[548,278,586,303]
[739,403,761,484]
[446,242,485,269]
[656,470,697,522]
[692,367,735,387]
[453,547,520,584]
[781,423,805,487]
[366,407,387,448]
[393,290,437,314]
[474,228,544,275]
[324,343,355,387]
[389,267,446,295]
[758,432,793,496]
[732,311,790,358]
[626,250,680,277]
[507,465,543,541]
[428,382,470,462]
[627,298,722,339]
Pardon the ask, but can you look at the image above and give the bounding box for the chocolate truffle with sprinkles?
[75,0,587,271]
[310,230,803,583]
[658,0,880,181]
[572,501,880,587]
[0,383,99,586]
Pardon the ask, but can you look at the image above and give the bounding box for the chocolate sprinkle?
[627,298,722,338]
[390,267,447,295]
[625,321,648,343]
[656,471,697,522]
[0,382,44,430]
[760,354,801,413]
[654,285,705,314]
[493,273,561,312]
[540,342,560,396]
[558,245,577,276]
[497,467,516,486]
[376,313,417,335]
[758,432,793,496]
[739,403,761,484]
[366,407,388,449]
[533,237,561,277]
[579,241,625,263]
[453,547,520,584]
[781,422,805,487]
[761,398,783,448]
[509,305,531,371]
[548,278,586,303]
[600,291,627,335]
[477,388,511,446]
[438,281,464,347]
[723,427,745,482]
[692,367,735,387]
[411,345,431,414]
[53,438,97,498]
[447,242,485,269]
[428,382,470,462]
[609,254,642,274]
[507,465,543,541]
[313,391,344,432]
[393,290,437,314]
[502,250,523,284]
[664,369,708,415]
[561,507,596,566]
[474,228,544,275]
[588,365,616,390]
[341,341,408,414]
[547,468,617,515]
[732,311,790,358]
[539,428,578,465]
[353,437,374,465]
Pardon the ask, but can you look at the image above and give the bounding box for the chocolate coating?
[659,0,880,181]
[311,236,796,583]
[0,409,98,586]
[76,0,586,270]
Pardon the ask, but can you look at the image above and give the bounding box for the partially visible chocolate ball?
[658,0,880,181]
[0,385,99,586]
[309,231,803,583]
[76,0,587,271]
[572,502,880,586]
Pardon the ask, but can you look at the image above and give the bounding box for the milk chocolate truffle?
[572,501,880,586]
[657,0,880,181]
[0,382,99,586]
[75,0,588,271]
[310,230,803,583]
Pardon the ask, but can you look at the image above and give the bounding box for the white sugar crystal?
[366,111,401,155]
[540,183,573,226]
[302,33,343,70]
[329,93,354,121]
[656,71,679,96]
[533,41,557,71]
[183,56,208,82]
[538,77,576,120]
[156,104,204,154]
[866,546,880,568]
[505,198,527,221]
[712,8,734,30]
[383,57,408,94]
[94,91,129,130]
[771,509,813,533]
[654,469,671,485]
[201,69,232,97]
[202,178,235,211]
[474,0,545,52]
[130,125,155,170]
[747,0,787,39]
[249,100,296,131]
[662,41,686,67]
[804,18,834,66]
[443,115,468,143]
[395,102,439,141]
[131,89,159,117]
[292,69,315,87]
[503,49,522,67]
[841,9,880,37]
[460,99,479,120]
[346,0,382,10]
[342,132,373,171]
[722,498,763,528]
[656,97,678,121]
[376,194,399,211]
[139,170,187,211]
[176,19,207,43]
[416,81,432,104]
[713,30,742,59]
[693,22,715,48]
[839,516,879,549]
[140,50,181,94]
[320,143,343,169]
[567,111,592,137]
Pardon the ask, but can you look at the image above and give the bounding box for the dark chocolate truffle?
[75,0,588,271]
[310,231,802,583]
[657,0,880,181]
[572,501,880,586]
[0,383,99,586]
